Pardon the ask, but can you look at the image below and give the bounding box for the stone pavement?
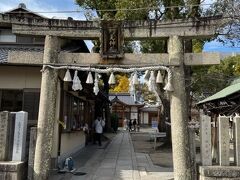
[51,131,173,180]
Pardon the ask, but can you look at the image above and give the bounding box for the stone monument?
[0,111,10,161]
[12,111,28,161]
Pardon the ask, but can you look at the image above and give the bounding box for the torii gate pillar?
[168,36,192,179]
[33,35,60,180]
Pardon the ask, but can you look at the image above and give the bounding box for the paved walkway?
[51,131,173,180]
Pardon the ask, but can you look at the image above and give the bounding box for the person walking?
[137,119,140,132]
[94,117,105,146]
[128,119,132,132]
[123,118,128,130]
[83,123,89,145]
[133,119,137,132]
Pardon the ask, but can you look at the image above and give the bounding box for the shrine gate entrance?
[0,14,222,180]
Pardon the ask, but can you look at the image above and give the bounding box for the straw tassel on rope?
[86,71,93,84]
[93,73,99,95]
[63,69,72,82]
[108,72,116,85]
[72,70,83,91]
[44,64,174,93]
[156,70,163,83]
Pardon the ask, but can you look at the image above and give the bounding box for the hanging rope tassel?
[108,72,116,85]
[63,69,72,82]
[129,73,135,97]
[164,70,174,92]
[148,71,156,92]
[156,70,163,83]
[93,73,99,95]
[133,72,139,85]
[72,70,83,91]
[163,81,174,92]
[143,70,150,82]
[44,64,175,93]
[86,71,93,84]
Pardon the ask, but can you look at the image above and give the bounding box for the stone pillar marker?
[234,116,240,166]
[12,111,28,161]
[200,112,212,166]
[168,36,192,179]
[28,127,37,180]
[33,35,60,180]
[218,116,230,166]
[189,127,196,178]
[0,111,10,161]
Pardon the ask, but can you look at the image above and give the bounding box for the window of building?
[0,89,40,121]
[16,35,33,44]
[0,89,22,111]
[63,92,85,131]
[16,35,45,44]
[33,37,45,44]
[0,29,16,43]
[22,89,40,120]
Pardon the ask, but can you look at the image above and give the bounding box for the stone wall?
[199,166,240,180]
[0,161,27,180]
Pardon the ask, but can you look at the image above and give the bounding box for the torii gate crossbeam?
[0,14,223,39]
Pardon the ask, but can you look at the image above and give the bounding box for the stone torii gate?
[0,14,221,180]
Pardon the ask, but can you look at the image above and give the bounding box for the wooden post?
[200,111,212,166]
[168,36,192,180]
[33,35,60,180]
[218,116,230,166]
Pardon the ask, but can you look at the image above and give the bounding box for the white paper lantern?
[86,72,93,84]
[63,69,72,82]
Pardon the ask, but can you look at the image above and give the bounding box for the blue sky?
[203,40,240,53]
[1,0,240,53]
[0,0,86,20]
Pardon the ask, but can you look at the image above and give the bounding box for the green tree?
[206,0,240,46]
[76,0,158,20]
[192,55,240,101]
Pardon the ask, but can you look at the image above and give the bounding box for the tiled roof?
[140,106,160,112]
[109,93,144,106]
[197,82,240,105]
[0,46,43,63]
